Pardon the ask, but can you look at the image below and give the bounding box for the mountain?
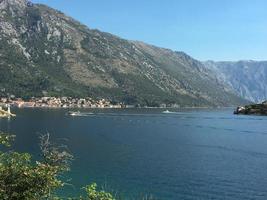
[204,61,267,103]
[0,0,247,107]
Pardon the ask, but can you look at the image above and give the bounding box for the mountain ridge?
[203,60,267,103]
[0,0,249,107]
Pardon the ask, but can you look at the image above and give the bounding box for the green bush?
[84,183,115,200]
[0,132,69,199]
[0,132,116,200]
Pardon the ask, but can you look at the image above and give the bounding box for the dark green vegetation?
[234,101,267,115]
[0,0,248,107]
[0,132,116,200]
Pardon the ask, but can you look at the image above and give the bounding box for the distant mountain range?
[0,0,257,107]
[203,61,267,103]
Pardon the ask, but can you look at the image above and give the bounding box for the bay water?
[0,108,267,199]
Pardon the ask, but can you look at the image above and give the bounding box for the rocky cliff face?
[204,61,267,103]
[0,0,247,106]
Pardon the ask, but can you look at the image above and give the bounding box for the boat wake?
[67,111,94,117]
[162,110,178,114]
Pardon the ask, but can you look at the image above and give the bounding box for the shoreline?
[11,106,234,110]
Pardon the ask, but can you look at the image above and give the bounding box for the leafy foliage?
[84,183,115,200]
[0,133,15,147]
[0,132,71,199]
[0,132,117,200]
[39,133,73,171]
[0,152,62,199]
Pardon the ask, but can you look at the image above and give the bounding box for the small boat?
[162,110,172,114]
[68,111,81,116]
[68,111,94,116]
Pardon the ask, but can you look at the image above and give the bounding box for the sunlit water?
[1,108,267,199]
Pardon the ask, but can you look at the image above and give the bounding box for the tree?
[0,132,116,200]
[0,132,71,199]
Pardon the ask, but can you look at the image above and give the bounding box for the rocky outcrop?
[234,101,267,115]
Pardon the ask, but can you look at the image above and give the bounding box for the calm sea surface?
[1,108,267,199]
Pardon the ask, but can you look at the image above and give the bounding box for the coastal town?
[0,97,124,109]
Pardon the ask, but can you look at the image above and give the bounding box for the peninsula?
[234,101,267,115]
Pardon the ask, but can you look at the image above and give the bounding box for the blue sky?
[31,0,267,61]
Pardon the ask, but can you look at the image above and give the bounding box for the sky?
[31,0,267,61]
